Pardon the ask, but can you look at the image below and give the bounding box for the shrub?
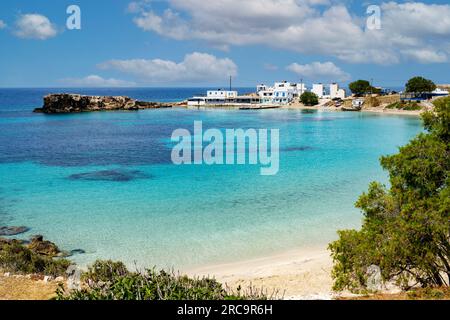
[300,92,319,106]
[81,260,128,283]
[0,240,70,276]
[386,101,422,111]
[57,260,274,300]
[403,103,422,111]
[329,97,450,293]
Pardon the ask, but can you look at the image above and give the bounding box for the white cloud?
[60,75,136,87]
[0,20,6,29]
[14,14,57,40]
[130,1,450,64]
[401,49,448,64]
[287,61,350,81]
[98,52,238,84]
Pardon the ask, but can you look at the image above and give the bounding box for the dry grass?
[363,94,401,109]
[339,287,450,300]
[0,274,62,300]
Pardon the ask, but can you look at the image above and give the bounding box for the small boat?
[342,106,362,112]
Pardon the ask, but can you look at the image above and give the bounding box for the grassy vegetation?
[386,101,422,111]
[56,260,275,300]
[341,287,450,300]
[0,239,70,277]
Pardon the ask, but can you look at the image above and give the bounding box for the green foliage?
[0,240,70,276]
[386,101,422,111]
[406,287,450,300]
[329,97,450,293]
[81,260,128,283]
[349,80,377,96]
[406,76,436,93]
[57,260,273,300]
[300,92,319,106]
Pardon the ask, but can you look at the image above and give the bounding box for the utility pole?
[229,75,232,91]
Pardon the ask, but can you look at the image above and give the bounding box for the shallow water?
[0,88,423,269]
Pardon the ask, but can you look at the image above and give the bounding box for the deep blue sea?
[0,88,423,270]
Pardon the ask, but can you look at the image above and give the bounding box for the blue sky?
[0,0,449,88]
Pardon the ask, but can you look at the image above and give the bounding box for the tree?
[300,92,319,106]
[349,80,373,96]
[405,76,436,93]
[329,97,450,293]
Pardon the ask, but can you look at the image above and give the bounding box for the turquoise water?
[0,89,423,270]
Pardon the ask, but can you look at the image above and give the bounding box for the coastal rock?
[0,226,30,236]
[0,237,25,246]
[28,235,61,257]
[34,94,172,114]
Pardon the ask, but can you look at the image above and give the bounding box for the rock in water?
[34,94,172,113]
[70,249,86,256]
[0,226,29,236]
[68,169,151,182]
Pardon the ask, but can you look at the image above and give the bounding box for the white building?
[188,89,238,106]
[330,83,346,99]
[207,90,238,99]
[273,89,295,105]
[294,83,307,97]
[256,84,268,93]
[258,89,274,104]
[188,89,260,106]
[187,96,207,106]
[257,81,308,105]
[312,84,325,98]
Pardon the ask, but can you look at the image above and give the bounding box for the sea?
[0,88,423,270]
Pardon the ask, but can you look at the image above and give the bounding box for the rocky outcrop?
[28,235,61,257]
[34,94,172,114]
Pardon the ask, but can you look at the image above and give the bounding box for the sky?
[0,0,449,88]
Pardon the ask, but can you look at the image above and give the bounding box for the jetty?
[239,105,280,110]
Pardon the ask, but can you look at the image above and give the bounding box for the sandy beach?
[283,102,423,116]
[188,247,335,300]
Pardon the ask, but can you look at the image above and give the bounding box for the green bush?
[0,240,70,276]
[300,92,319,106]
[57,260,273,300]
[329,97,450,293]
[81,260,128,283]
[386,101,422,111]
[403,103,422,111]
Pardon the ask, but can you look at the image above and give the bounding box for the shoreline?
[186,246,336,300]
[281,104,423,116]
[183,104,423,116]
